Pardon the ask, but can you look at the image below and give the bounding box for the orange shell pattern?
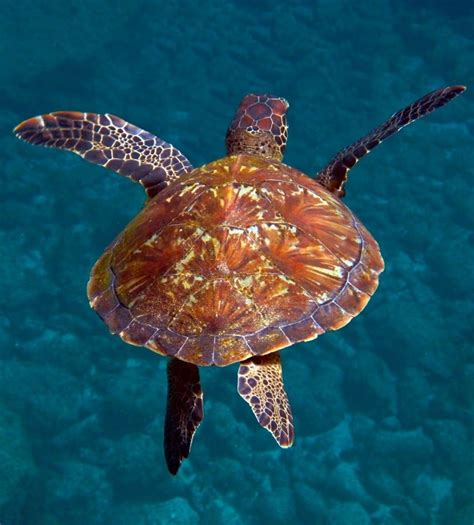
[87,154,384,366]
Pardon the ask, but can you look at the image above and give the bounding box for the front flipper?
[238,352,294,448]
[316,85,466,198]
[164,358,203,475]
[14,112,193,198]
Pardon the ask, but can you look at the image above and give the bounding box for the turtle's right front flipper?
[14,112,193,198]
[164,358,203,475]
[316,85,466,198]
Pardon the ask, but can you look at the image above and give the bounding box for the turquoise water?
[1,1,473,523]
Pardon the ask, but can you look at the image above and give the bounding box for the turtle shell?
[88,154,384,366]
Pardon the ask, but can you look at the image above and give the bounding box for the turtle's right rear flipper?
[14,112,193,198]
[164,358,203,475]
[238,352,294,448]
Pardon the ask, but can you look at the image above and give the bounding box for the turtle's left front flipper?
[164,358,203,475]
[238,352,294,448]
[14,112,193,198]
[316,85,466,198]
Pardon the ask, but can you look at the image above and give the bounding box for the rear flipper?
[238,352,294,448]
[316,85,466,197]
[164,358,203,475]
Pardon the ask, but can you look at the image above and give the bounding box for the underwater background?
[0,0,473,523]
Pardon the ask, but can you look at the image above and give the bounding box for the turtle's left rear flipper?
[164,358,203,475]
[14,112,193,198]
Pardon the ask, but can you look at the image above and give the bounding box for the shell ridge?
[311,211,366,310]
[111,183,209,270]
[230,266,269,328]
[173,335,190,357]
[311,217,368,311]
[169,277,267,337]
[332,299,355,318]
[242,335,256,356]
[243,187,343,307]
[144,328,160,346]
[256,180,356,272]
[211,335,217,363]
[279,326,293,345]
[116,226,209,319]
[249,235,323,306]
[310,314,325,332]
[100,265,140,339]
[241,222,323,305]
[258,175,337,204]
[160,227,207,279]
[166,182,216,225]
[165,278,210,332]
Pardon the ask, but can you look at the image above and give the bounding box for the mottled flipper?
[14,112,193,198]
[164,358,203,475]
[238,352,294,447]
[316,85,466,197]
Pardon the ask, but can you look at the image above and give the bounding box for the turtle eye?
[245,125,260,135]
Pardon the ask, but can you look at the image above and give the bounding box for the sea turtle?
[14,85,465,474]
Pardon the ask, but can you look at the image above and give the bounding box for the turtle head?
[226,94,289,161]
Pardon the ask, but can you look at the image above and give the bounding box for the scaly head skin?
[225,94,289,161]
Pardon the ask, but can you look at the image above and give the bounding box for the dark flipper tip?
[14,116,40,138]
[445,85,467,100]
[164,427,194,475]
[164,359,203,476]
[165,450,183,476]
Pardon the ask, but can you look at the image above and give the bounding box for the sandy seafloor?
[0,1,473,524]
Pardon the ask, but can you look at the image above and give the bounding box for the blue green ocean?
[1,1,473,523]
